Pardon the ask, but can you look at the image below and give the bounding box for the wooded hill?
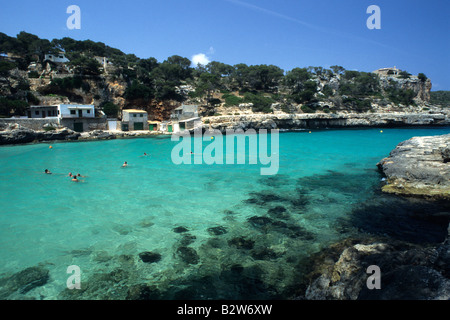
[0,31,444,119]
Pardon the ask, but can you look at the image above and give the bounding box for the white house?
[28,104,95,120]
[44,53,70,64]
[28,105,58,119]
[58,104,95,119]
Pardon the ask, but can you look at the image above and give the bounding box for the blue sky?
[1,0,449,90]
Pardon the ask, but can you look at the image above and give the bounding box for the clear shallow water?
[0,127,449,299]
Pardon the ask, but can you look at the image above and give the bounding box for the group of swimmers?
[68,172,86,182]
[44,152,149,182]
[43,169,86,182]
[43,151,149,182]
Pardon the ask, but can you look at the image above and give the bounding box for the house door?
[74,123,84,132]
[179,122,186,131]
[78,110,83,118]
[168,125,173,133]
[42,111,46,118]
[149,124,154,131]
[121,123,129,131]
[134,122,144,130]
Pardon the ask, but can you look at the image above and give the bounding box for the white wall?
[58,104,95,119]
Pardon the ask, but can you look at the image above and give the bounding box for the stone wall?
[60,118,107,132]
[0,118,59,131]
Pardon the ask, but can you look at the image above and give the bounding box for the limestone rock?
[304,239,450,300]
[377,134,450,200]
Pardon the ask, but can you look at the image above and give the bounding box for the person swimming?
[68,172,73,177]
[44,169,52,174]
[122,161,128,167]
[72,175,79,182]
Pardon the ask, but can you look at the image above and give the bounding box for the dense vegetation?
[0,31,438,117]
[430,91,450,107]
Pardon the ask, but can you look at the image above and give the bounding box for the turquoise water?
[0,127,449,299]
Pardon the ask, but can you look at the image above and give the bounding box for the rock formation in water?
[377,134,450,200]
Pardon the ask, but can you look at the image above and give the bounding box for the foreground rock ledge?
[377,134,450,200]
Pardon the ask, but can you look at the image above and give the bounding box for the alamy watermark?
[366,5,381,30]
[171,126,279,176]
[66,265,81,290]
[366,265,381,290]
[67,5,81,30]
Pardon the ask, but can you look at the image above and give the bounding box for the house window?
[70,110,76,115]
[35,111,39,115]
[133,114,137,117]
[140,114,143,117]
[87,110,90,114]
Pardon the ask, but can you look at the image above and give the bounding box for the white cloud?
[191,53,210,67]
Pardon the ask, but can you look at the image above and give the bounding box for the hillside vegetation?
[0,31,442,119]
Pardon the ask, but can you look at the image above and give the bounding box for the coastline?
[1,111,449,146]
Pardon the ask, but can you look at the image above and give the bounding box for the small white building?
[58,104,95,119]
[44,53,70,64]
[27,104,99,132]
[28,105,58,119]
[171,105,199,120]
[121,109,148,131]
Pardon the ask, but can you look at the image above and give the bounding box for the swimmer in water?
[72,175,79,182]
[44,169,52,174]
[68,172,73,177]
[122,161,128,167]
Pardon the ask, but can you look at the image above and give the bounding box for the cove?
[0,126,449,300]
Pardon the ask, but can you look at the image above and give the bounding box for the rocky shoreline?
[301,233,449,300]
[0,126,166,145]
[204,111,450,132]
[377,133,450,200]
[1,111,449,146]
[300,133,450,300]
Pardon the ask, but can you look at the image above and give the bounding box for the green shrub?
[386,88,416,105]
[418,73,427,82]
[223,93,244,106]
[301,104,316,113]
[100,101,120,117]
[399,71,411,79]
[243,92,274,113]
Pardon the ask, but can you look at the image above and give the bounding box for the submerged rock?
[250,247,280,260]
[0,265,49,298]
[127,284,161,300]
[228,237,255,250]
[180,234,197,246]
[267,206,291,220]
[176,246,200,265]
[377,134,450,200]
[207,226,228,236]
[139,252,162,264]
[173,226,189,233]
